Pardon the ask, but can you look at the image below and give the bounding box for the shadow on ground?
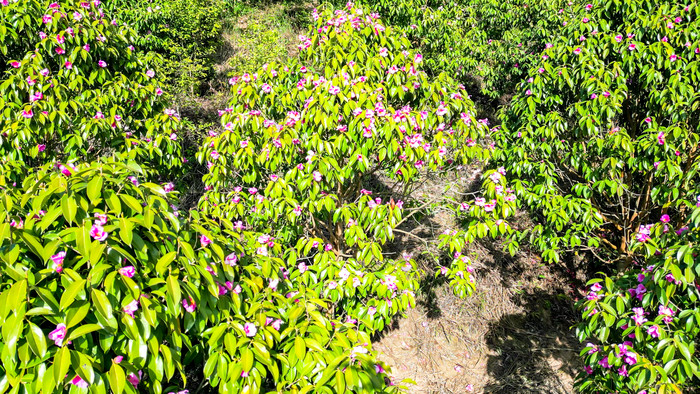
[373,166,585,393]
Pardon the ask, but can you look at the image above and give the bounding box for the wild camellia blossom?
[51,251,66,272]
[71,376,88,388]
[48,323,67,346]
[183,297,196,313]
[635,224,652,242]
[90,224,108,242]
[647,325,660,338]
[123,300,139,317]
[631,307,647,325]
[127,371,142,387]
[244,322,257,337]
[659,304,675,323]
[657,131,665,145]
[119,266,135,278]
[200,235,212,247]
[225,253,238,266]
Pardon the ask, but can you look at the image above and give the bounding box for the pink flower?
[98,60,107,68]
[312,171,322,182]
[618,365,628,377]
[647,325,660,338]
[10,61,20,68]
[51,251,66,267]
[244,322,257,337]
[71,376,88,388]
[58,164,72,176]
[628,43,637,50]
[660,214,670,223]
[574,47,582,54]
[90,224,108,242]
[126,371,142,387]
[328,85,340,94]
[200,235,212,247]
[182,297,196,313]
[48,323,67,346]
[225,253,238,266]
[114,356,123,363]
[123,300,139,317]
[657,131,665,145]
[584,366,593,374]
[324,244,333,252]
[119,266,135,278]
[22,108,33,119]
[163,183,175,192]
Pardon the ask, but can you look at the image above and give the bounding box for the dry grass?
[373,167,583,393]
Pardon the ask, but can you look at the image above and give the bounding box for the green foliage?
[353,0,580,99]
[225,5,296,77]
[493,0,700,264]
[0,0,182,185]
[0,160,198,393]
[576,201,700,393]
[105,0,227,100]
[195,3,489,390]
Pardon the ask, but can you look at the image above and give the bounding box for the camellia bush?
[576,199,700,392]
[492,0,700,265]
[352,0,580,99]
[479,0,700,392]
[0,0,182,185]
[195,3,490,391]
[0,158,404,393]
[0,160,204,393]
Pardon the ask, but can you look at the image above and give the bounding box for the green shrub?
[105,0,227,100]
[493,0,700,265]
[195,3,490,390]
[576,201,700,392]
[353,0,580,99]
[0,0,182,184]
[0,160,200,393]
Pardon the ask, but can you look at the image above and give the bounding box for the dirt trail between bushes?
[373,168,583,393]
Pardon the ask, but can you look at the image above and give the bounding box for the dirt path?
[374,170,583,393]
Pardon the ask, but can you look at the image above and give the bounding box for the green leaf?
[53,347,71,388]
[156,251,177,275]
[67,324,102,342]
[61,194,78,224]
[87,176,104,204]
[108,364,126,394]
[26,322,47,358]
[295,336,306,361]
[60,279,86,310]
